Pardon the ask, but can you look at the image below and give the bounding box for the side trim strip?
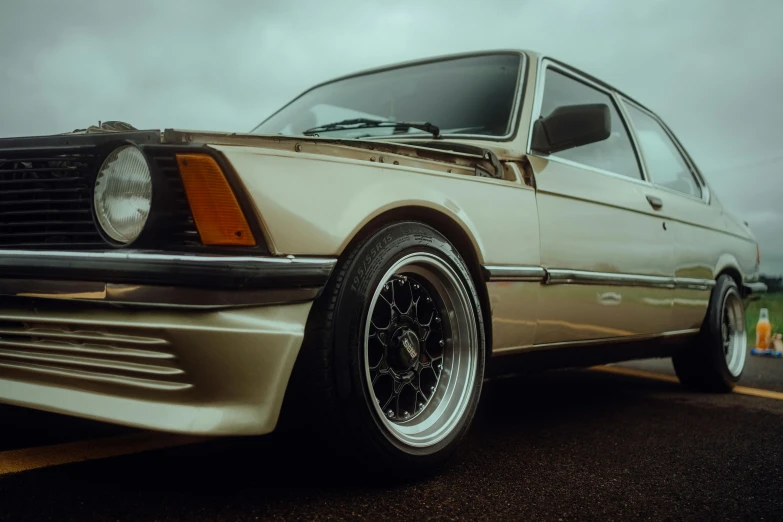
[483,265,716,291]
[493,328,701,356]
[484,265,547,282]
[547,269,673,288]
[674,277,717,291]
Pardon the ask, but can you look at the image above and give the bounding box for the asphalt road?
[1,358,782,521]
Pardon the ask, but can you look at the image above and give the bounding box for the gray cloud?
[1,0,781,273]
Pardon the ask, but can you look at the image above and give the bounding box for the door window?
[539,68,642,180]
[624,104,702,198]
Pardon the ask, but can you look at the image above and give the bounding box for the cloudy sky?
[1,0,781,274]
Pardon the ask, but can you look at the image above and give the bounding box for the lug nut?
[439,339,445,347]
[386,409,395,419]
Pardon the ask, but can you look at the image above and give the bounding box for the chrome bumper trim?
[0,249,335,265]
[0,279,320,309]
[0,250,336,306]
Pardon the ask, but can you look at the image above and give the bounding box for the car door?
[620,99,722,332]
[528,61,676,345]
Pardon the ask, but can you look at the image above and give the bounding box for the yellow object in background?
[756,308,772,349]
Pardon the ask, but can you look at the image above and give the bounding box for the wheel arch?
[717,266,742,287]
[714,255,744,295]
[337,205,493,358]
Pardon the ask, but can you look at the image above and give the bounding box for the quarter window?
[624,104,702,199]
[539,69,641,179]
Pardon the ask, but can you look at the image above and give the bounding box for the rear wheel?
[673,275,746,392]
[286,221,486,473]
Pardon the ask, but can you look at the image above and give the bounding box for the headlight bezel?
[91,141,163,248]
[89,139,269,252]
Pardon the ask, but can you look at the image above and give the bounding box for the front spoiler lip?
[0,250,336,308]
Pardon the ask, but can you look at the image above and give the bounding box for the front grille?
[0,146,203,249]
[146,151,201,245]
[0,152,104,248]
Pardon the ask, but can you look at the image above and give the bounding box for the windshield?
[252,53,522,140]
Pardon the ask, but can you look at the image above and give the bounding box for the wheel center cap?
[390,328,420,369]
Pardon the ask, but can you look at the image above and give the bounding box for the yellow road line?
[592,365,679,383]
[0,432,210,476]
[593,365,783,401]
[734,385,783,401]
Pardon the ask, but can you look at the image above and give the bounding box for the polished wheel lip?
[364,252,478,449]
[722,287,747,377]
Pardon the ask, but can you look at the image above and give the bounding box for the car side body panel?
[213,143,543,353]
[529,155,677,344]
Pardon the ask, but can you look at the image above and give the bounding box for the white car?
[0,50,765,472]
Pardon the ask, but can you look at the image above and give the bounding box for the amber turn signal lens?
[175,154,256,246]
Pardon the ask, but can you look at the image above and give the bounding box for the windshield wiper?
[303,118,441,138]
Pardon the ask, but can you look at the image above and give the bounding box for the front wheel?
[673,275,747,392]
[288,221,486,473]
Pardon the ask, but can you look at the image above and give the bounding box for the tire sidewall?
[704,275,744,384]
[333,221,486,461]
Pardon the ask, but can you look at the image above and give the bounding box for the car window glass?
[540,68,641,179]
[255,54,521,138]
[624,104,702,198]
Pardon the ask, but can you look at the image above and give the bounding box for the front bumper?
[743,281,768,302]
[0,250,335,308]
[0,251,336,435]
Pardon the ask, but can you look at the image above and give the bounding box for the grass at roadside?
[746,292,783,341]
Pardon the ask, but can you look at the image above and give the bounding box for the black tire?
[673,274,746,392]
[283,221,486,475]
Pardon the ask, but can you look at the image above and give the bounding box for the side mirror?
[530,103,611,154]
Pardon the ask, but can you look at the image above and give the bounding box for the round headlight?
[93,145,152,244]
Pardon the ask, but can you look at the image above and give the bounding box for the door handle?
[646,195,663,210]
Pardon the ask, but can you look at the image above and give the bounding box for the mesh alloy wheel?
[363,253,478,448]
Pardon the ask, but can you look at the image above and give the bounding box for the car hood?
[0,125,514,183]
[161,128,515,180]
